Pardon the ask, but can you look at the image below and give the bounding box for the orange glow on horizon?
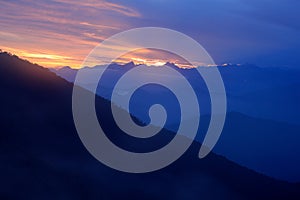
[0,46,84,69]
[0,46,199,69]
[113,48,195,69]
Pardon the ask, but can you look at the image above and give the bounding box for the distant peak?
[124,61,136,66]
[165,62,178,67]
[59,66,72,70]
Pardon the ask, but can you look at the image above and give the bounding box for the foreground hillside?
[0,51,300,199]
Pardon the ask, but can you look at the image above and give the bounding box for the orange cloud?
[0,0,142,68]
[53,0,141,17]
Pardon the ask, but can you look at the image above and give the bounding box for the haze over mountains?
[51,61,300,182]
[53,62,300,125]
[1,51,300,199]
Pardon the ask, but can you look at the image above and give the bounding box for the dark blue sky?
[117,0,300,67]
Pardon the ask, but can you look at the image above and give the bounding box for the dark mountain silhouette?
[0,51,300,199]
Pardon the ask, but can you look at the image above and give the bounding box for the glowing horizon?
[1,46,199,69]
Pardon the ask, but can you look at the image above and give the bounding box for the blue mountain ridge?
[52,61,300,182]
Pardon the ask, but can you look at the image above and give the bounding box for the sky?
[0,0,299,68]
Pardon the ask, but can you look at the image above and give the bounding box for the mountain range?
[52,62,300,125]
[1,51,300,199]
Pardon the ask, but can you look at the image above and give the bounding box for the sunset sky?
[0,0,299,68]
